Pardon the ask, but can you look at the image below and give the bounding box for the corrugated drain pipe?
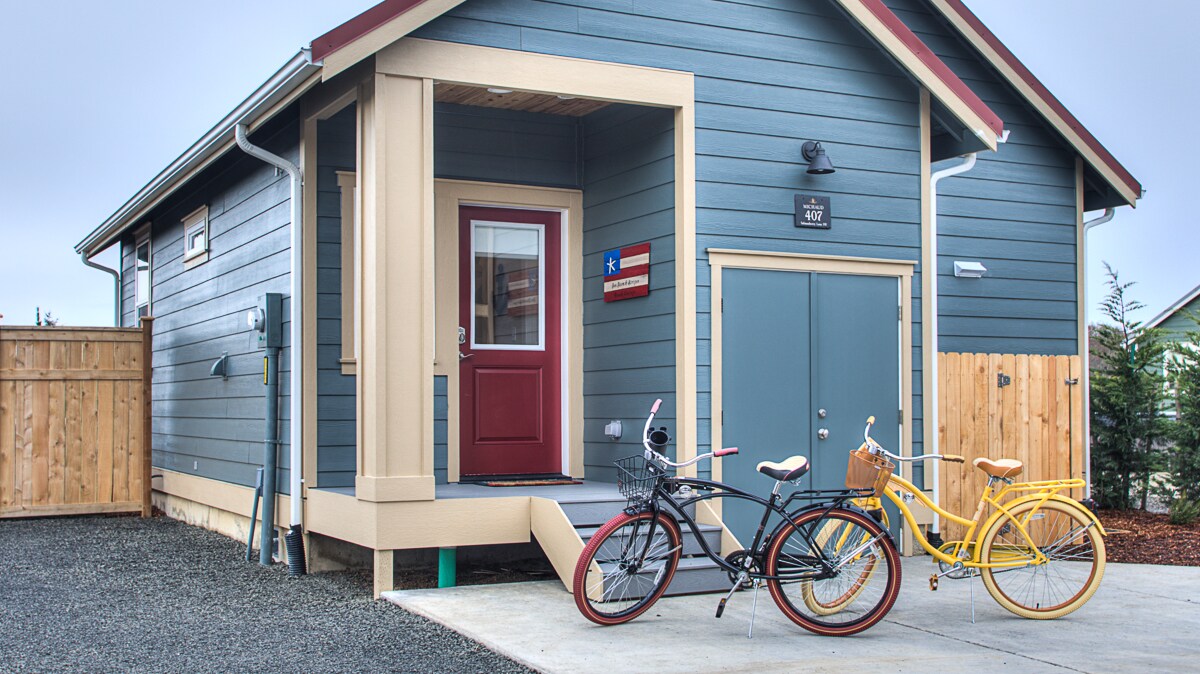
[235,123,306,575]
[928,153,977,541]
[80,252,121,327]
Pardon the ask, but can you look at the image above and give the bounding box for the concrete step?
[575,522,722,558]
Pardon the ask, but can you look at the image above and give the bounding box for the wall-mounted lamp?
[802,141,836,175]
[954,260,988,278]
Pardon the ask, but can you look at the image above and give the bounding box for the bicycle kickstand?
[715,571,747,619]
[747,580,761,639]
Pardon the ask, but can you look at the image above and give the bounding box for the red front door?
[458,206,562,477]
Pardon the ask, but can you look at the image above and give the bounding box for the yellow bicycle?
[823,416,1106,620]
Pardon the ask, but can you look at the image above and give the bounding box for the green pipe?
[438,547,457,588]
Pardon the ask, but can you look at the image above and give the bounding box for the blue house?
[75,0,1141,595]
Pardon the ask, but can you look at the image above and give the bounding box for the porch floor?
[313,480,620,503]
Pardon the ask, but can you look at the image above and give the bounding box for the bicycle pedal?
[716,597,727,618]
[929,574,938,591]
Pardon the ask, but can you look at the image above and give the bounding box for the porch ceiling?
[434,82,610,116]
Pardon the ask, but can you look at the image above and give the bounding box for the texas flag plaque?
[602,242,651,302]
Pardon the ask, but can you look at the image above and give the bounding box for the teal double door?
[719,268,902,544]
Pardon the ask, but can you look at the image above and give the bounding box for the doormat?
[482,479,582,487]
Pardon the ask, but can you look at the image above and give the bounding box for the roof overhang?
[75,51,323,257]
[1146,283,1200,332]
[927,0,1141,207]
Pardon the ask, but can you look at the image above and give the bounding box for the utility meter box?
[247,293,283,349]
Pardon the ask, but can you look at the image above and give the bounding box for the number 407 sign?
[794,194,831,229]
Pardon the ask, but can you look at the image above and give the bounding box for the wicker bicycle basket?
[845,447,895,497]
[614,455,664,504]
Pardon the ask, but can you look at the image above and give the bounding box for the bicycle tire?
[573,510,682,625]
[979,498,1105,619]
[766,508,901,636]
[800,516,881,615]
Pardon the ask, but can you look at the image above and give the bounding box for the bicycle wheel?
[573,511,682,625]
[800,511,887,615]
[766,508,901,636]
[979,498,1105,619]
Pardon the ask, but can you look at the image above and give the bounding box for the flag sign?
[603,242,650,302]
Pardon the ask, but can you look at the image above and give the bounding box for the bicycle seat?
[757,456,810,482]
[973,457,1023,479]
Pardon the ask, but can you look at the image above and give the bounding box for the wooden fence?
[0,320,153,518]
[937,352,1084,541]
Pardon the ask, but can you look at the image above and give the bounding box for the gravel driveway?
[0,515,532,673]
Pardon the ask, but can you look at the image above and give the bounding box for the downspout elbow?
[80,252,122,327]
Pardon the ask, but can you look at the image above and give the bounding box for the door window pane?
[472,222,543,348]
[136,239,151,315]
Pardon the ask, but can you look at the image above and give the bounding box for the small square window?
[183,205,209,263]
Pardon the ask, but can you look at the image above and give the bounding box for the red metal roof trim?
[860,0,1004,137]
[940,0,1141,200]
[310,0,429,61]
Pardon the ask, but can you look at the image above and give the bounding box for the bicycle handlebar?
[860,416,963,464]
[641,399,737,468]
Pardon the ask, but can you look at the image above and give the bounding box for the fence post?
[141,317,154,518]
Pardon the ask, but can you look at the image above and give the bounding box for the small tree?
[1090,264,1169,509]
[1166,316,1200,506]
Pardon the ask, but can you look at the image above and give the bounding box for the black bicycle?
[572,399,902,636]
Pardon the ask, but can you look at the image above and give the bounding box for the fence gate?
[0,321,153,518]
[936,352,1084,541]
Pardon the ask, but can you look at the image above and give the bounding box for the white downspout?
[929,153,977,537]
[1081,208,1116,500]
[234,124,305,550]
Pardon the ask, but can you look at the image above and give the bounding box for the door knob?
[817,428,829,440]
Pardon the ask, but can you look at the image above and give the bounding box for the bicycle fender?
[771,502,897,544]
[979,494,1107,538]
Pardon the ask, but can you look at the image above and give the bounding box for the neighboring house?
[1145,284,1200,415]
[74,0,1141,596]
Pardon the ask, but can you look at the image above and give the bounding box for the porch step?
[558,497,728,596]
[575,522,723,558]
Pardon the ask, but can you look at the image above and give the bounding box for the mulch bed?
[1099,509,1200,566]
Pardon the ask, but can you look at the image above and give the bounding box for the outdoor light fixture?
[954,260,988,278]
[486,87,513,95]
[802,141,836,175]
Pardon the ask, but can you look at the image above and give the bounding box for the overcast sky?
[0,0,1191,327]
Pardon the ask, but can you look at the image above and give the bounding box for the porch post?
[355,71,436,502]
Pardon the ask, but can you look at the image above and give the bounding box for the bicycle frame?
[858,472,1088,569]
[640,473,877,583]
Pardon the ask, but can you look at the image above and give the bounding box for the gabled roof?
[1146,284,1200,332]
[926,0,1142,207]
[78,0,1142,256]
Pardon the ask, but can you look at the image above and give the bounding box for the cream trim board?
[830,0,998,152]
[301,116,320,491]
[337,170,358,375]
[320,1,468,81]
[359,41,695,491]
[378,39,693,109]
[706,250,914,506]
[1075,157,1086,358]
[433,180,585,482]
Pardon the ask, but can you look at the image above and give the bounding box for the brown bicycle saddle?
[973,457,1023,478]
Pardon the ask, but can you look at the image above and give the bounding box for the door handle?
[459,352,474,361]
[817,428,829,440]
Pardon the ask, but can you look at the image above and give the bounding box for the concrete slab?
[383,558,1199,673]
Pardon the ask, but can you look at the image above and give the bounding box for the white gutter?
[234,124,304,535]
[929,153,977,536]
[75,50,321,257]
[1081,208,1116,500]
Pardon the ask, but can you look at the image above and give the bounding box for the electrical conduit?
[234,123,306,574]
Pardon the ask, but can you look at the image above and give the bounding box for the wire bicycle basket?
[615,455,667,505]
[845,447,895,497]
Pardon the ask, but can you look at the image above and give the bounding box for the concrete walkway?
[384,558,1198,673]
